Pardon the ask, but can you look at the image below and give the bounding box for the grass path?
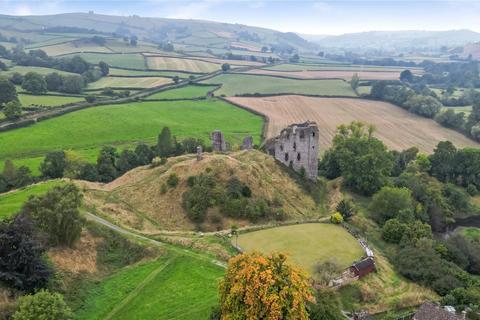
[104,257,175,320]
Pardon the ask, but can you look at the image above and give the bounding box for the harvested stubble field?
[146,56,219,72]
[62,53,147,69]
[87,76,172,89]
[40,41,113,56]
[244,68,403,80]
[264,63,422,72]
[19,94,84,107]
[227,95,480,153]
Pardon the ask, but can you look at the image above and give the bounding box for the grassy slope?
[0,180,64,220]
[19,94,84,107]
[108,68,192,78]
[237,223,363,274]
[1,65,76,76]
[87,76,171,89]
[0,99,263,171]
[202,74,355,96]
[264,64,422,72]
[145,85,216,99]
[75,254,223,320]
[61,53,146,69]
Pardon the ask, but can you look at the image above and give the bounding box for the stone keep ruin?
[266,122,319,180]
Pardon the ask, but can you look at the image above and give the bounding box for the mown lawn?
[0,99,263,172]
[202,74,356,97]
[145,85,217,100]
[0,180,64,220]
[19,94,84,107]
[236,223,364,274]
[75,254,223,320]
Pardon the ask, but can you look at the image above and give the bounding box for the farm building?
[349,257,376,278]
[266,121,319,180]
[413,302,465,320]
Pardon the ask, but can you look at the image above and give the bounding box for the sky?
[1,0,480,35]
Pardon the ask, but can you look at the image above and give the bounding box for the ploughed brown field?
[242,68,403,80]
[227,95,480,153]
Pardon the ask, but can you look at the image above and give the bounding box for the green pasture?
[236,223,364,274]
[202,73,356,96]
[75,254,223,320]
[61,53,146,69]
[19,94,84,107]
[0,99,263,172]
[145,85,217,100]
[459,227,480,241]
[1,65,76,76]
[0,180,64,220]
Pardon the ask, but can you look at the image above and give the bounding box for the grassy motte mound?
[80,150,325,232]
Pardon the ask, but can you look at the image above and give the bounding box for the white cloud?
[312,1,331,13]
[14,4,32,15]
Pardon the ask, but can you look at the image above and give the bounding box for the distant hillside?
[0,13,317,53]
[463,42,480,60]
[309,29,480,50]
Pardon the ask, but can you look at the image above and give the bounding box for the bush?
[369,186,415,225]
[336,199,355,220]
[467,184,478,196]
[167,173,179,188]
[13,290,73,320]
[382,218,407,243]
[330,212,344,224]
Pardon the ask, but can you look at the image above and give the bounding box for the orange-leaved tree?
[219,252,314,320]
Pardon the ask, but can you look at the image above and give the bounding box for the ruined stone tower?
[267,122,319,180]
[211,130,226,152]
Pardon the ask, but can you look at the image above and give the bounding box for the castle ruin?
[211,130,226,152]
[266,122,319,180]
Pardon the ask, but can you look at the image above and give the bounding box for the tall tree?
[0,77,17,106]
[2,159,16,187]
[350,73,360,92]
[22,184,84,247]
[219,252,313,320]
[13,290,73,320]
[330,122,393,195]
[99,61,109,76]
[40,151,66,179]
[21,72,47,94]
[400,69,414,83]
[3,100,22,120]
[429,141,457,183]
[96,146,118,182]
[157,127,173,157]
[0,214,52,292]
[45,72,64,91]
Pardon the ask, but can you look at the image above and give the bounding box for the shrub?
[467,184,478,196]
[330,212,344,224]
[167,173,179,188]
[336,199,356,220]
[382,218,407,243]
[13,290,73,320]
[369,186,414,225]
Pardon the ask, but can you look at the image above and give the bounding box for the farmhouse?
[266,121,319,180]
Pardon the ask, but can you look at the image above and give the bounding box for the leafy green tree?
[400,69,414,83]
[415,153,431,172]
[330,122,393,195]
[182,173,217,222]
[96,146,118,183]
[391,147,419,176]
[9,72,24,85]
[0,77,17,106]
[435,110,466,130]
[45,72,63,91]
[350,73,360,92]
[382,218,407,243]
[116,149,138,174]
[22,184,84,247]
[0,214,52,292]
[2,159,16,188]
[370,81,387,99]
[59,75,85,94]
[21,72,47,94]
[0,60,6,71]
[406,95,442,118]
[14,166,33,188]
[3,100,22,120]
[370,186,415,225]
[219,252,313,320]
[13,290,73,320]
[98,61,109,76]
[78,163,98,181]
[429,141,457,183]
[40,151,66,178]
[157,127,174,157]
[330,212,343,224]
[308,289,343,320]
[134,143,154,165]
[221,63,231,72]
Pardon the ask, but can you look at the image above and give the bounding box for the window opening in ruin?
[299,130,305,139]
[285,153,289,161]
[297,153,301,161]
[293,142,296,151]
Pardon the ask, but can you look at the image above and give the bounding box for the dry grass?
[41,42,113,56]
[230,41,262,51]
[47,230,100,274]
[244,68,402,80]
[79,150,321,232]
[146,56,220,72]
[227,95,480,153]
[192,56,265,66]
[88,76,171,89]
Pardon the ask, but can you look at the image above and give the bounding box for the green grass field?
[2,65,76,76]
[61,53,146,69]
[145,85,217,100]
[202,74,356,96]
[459,227,480,241]
[19,94,84,107]
[0,180,64,220]
[87,76,171,89]
[0,99,263,172]
[444,106,472,115]
[236,223,364,274]
[75,254,223,320]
